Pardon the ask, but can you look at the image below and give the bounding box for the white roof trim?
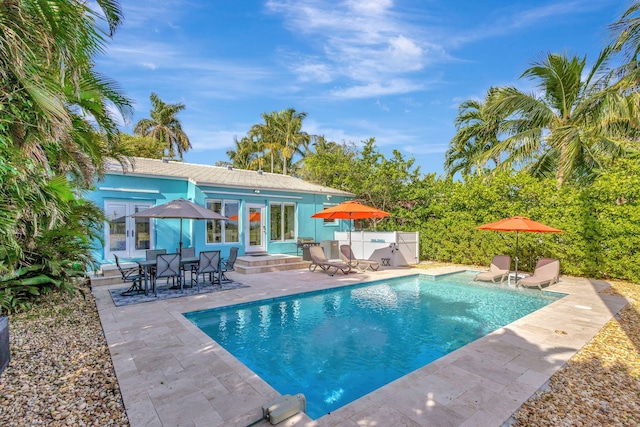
[202,190,301,200]
[98,187,160,194]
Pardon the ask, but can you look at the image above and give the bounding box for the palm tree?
[222,136,262,170]
[445,87,506,177]
[486,52,638,185]
[250,112,281,173]
[276,108,309,175]
[247,108,310,175]
[134,93,191,160]
[0,0,130,308]
[609,1,640,62]
[0,0,131,185]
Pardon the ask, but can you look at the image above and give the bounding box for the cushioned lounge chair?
[474,255,511,283]
[309,246,351,276]
[518,258,560,290]
[340,245,380,271]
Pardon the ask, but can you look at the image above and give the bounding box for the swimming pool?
[184,271,565,419]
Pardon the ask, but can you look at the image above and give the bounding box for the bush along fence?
[392,162,640,283]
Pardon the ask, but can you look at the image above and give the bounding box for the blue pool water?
[184,272,565,419]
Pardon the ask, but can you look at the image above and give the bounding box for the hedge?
[392,161,640,283]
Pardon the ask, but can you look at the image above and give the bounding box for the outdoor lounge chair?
[518,258,560,290]
[474,255,511,283]
[309,246,351,276]
[340,245,380,271]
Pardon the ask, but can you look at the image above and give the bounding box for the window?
[206,199,239,244]
[322,204,338,225]
[270,202,295,241]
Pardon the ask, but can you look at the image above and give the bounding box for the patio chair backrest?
[533,258,560,281]
[197,250,220,275]
[340,245,355,260]
[176,247,195,258]
[113,254,128,278]
[225,247,239,269]
[156,253,181,279]
[490,255,511,272]
[309,245,328,263]
[146,249,166,260]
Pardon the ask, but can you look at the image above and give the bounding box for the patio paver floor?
[92,266,628,427]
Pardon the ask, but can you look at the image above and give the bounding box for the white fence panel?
[333,231,419,266]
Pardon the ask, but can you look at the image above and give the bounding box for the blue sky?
[96,0,625,175]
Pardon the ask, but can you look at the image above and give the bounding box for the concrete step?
[235,261,310,274]
[89,262,137,287]
[234,254,310,274]
[90,275,126,287]
[235,254,304,267]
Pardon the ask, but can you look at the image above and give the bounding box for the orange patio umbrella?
[312,201,391,259]
[477,216,562,280]
[229,211,261,222]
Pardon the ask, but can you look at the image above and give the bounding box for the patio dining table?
[136,256,199,296]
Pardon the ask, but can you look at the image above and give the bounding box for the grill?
[296,237,320,260]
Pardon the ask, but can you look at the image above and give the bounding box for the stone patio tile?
[450,354,521,386]
[92,267,628,427]
[208,383,267,422]
[349,404,422,426]
[153,390,216,426]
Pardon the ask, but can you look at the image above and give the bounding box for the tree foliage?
[223,108,311,175]
[117,133,166,159]
[134,92,191,160]
[0,0,128,313]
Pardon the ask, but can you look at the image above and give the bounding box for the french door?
[104,201,154,260]
[245,203,266,253]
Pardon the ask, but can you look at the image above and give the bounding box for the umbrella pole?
[349,220,355,265]
[179,218,183,251]
[514,231,519,284]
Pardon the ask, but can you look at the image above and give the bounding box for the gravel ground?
[0,272,638,426]
[0,283,129,427]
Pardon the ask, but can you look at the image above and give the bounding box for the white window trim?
[269,202,296,242]
[205,198,240,244]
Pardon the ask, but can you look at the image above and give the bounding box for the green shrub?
[394,165,640,282]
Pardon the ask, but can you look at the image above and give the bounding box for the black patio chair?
[221,247,238,282]
[155,253,182,291]
[145,249,166,283]
[190,250,221,291]
[114,254,145,296]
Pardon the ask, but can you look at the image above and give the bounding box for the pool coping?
[92,266,628,427]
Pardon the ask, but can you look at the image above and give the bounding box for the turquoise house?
[86,157,353,263]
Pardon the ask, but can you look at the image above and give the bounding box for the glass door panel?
[245,204,265,253]
[107,203,127,254]
[133,204,151,252]
[104,201,153,260]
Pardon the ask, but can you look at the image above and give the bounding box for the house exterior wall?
[87,173,352,264]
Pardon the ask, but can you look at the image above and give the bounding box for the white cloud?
[330,80,424,99]
[376,99,390,111]
[291,61,333,83]
[265,0,443,98]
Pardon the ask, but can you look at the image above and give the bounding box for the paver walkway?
[92,266,627,426]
